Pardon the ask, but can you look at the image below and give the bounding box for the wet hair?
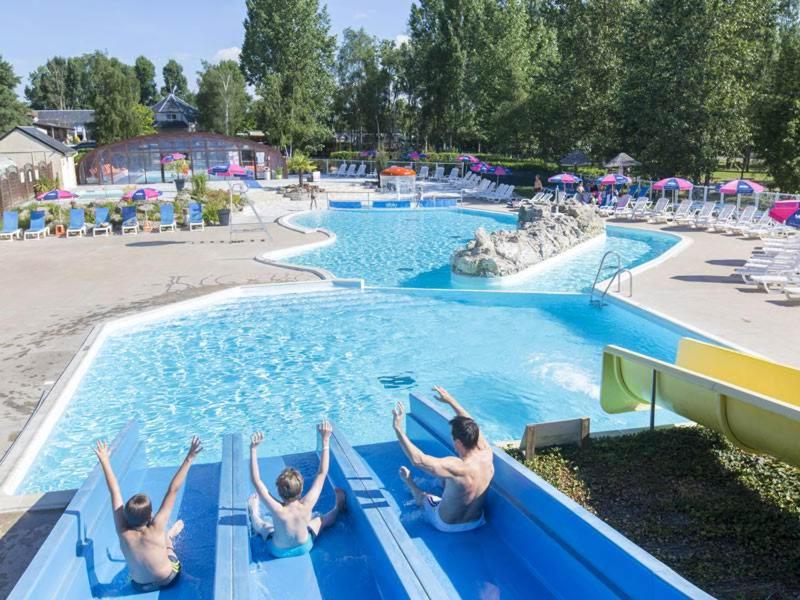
[124,493,153,528]
[276,467,303,501]
[450,416,480,451]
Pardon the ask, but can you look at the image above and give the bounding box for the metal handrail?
[589,251,633,305]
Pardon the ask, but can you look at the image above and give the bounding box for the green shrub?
[33,174,61,195]
[190,173,208,198]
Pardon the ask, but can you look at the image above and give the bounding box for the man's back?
[438,441,494,524]
[119,525,174,583]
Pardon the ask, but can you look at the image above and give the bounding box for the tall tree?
[134,56,158,105]
[25,56,69,110]
[196,60,249,135]
[754,25,800,191]
[161,59,190,99]
[0,56,28,133]
[91,58,151,144]
[241,0,336,154]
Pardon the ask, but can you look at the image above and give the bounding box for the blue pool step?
[12,398,711,599]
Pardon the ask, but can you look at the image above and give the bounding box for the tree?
[134,56,158,105]
[25,56,70,110]
[755,25,800,191]
[161,59,190,99]
[91,58,151,144]
[334,28,385,143]
[286,152,317,185]
[241,0,336,154]
[0,56,28,133]
[196,60,249,135]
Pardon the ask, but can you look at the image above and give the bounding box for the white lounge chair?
[336,163,347,176]
[418,165,429,179]
[487,185,514,203]
[345,164,357,177]
[431,166,445,181]
[724,205,757,234]
[645,197,671,222]
[704,204,737,231]
[628,198,650,220]
[355,163,366,177]
[446,168,460,184]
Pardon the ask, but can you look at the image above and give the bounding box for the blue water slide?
[373,200,412,209]
[353,393,712,599]
[10,422,219,599]
[329,201,363,209]
[213,433,451,599]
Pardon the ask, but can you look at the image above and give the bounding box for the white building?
[0,126,78,190]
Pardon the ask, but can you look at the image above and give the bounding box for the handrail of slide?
[407,392,711,599]
[601,343,800,466]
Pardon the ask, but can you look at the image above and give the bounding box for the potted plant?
[286,152,317,187]
[167,158,190,191]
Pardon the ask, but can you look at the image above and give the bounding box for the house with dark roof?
[32,109,95,144]
[0,126,78,191]
[151,93,198,131]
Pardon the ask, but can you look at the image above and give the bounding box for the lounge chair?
[665,199,692,223]
[628,197,650,220]
[611,197,630,218]
[645,197,671,222]
[92,207,112,236]
[24,211,48,239]
[188,202,205,231]
[418,165,429,179]
[354,163,366,178]
[160,203,176,232]
[335,163,347,176]
[345,164,357,177]
[784,285,800,301]
[481,183,507,201]
[431,166,445,181]
[487,185,514,203]
[66,208,87,237]
[121,205,139,235]
[0,211,21,241]
[673,201,708,226]
[446,168,460,184]
[705,204,737,232]
[724,205,756,234]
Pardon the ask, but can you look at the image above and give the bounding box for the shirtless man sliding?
[94,436,203,593]
[392,386,494,532]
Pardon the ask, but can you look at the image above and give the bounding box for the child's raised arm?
[94,440,126,534]
[301,420,331,508]
[152,436,202,530]
[250,432,283,512]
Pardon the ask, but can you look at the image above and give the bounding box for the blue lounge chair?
[0,211,21,241]
[66,208,86,237]
[24,210,48,239]
[159,203,176,232]
[188,202,204,231]
[92,207,111,236]
[121,205,139,235]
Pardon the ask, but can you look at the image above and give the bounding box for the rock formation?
[451,201,605,278]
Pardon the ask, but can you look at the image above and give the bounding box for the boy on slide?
[248,419,346,558]
[94,436,203,593]
[393,386,494,532]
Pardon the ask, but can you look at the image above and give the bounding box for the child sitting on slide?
[248,420,346,558]
[94,436,203,592]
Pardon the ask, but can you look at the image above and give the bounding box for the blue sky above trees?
[5,0,412,98]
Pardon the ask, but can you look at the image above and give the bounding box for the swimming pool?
[19,286,695,494]
[288,208,679,291]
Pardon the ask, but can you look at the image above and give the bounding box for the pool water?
[290,209,678,291]
[20,288,693,493]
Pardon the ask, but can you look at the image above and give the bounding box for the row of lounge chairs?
[0,203,206,241]
[734,235,800,301]
[334,163,372,178]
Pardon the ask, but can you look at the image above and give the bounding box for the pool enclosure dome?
[77,132,285,185]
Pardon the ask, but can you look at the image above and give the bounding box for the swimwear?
[266,527,316,558]
[131,554,181,593]
[423,495,485,533]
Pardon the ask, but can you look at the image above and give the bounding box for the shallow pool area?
[289,208,679,291]
[19,286,695,494]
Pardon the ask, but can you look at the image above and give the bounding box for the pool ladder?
[589,251,633,306]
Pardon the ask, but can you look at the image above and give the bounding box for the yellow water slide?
[600,338,800,466]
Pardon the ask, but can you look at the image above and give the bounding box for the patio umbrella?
[596,174,631,187]
[208,164,248,178]
[547,173,582,185]
[489,165,512,183]
[652,177,693,191]
[786,209,800,229]
[457,154,480,163]
[160,152,186,164]
[769,200,800,223]
[719,179,765,211]
[122,188,162,222]
[36,189,79,201]
[604,152,641,175]
[470,162,491,174]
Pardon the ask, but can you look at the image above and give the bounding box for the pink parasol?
[548,173,581,184]
[718,179,765,195]
[596,173,631,186]
[652,177,693,191]
[122,188,162,201]
[769,200,800,223]
[160,152,187,164]
[36,189,79,201]
[208,164,247,177]
[457,154,480,163]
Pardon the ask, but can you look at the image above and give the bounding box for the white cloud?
[395,34,410,47]
[213,47,241,63]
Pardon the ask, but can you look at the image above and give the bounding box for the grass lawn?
[507,426,800,599]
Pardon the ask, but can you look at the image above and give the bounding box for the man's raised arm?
[93,440,126,534]
[392,402,461,478]
[153,436,202,529]
[432,386,471,418]
[249,432,283,513]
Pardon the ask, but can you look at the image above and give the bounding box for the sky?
[3,0,413,100]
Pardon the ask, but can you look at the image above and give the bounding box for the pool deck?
[0,181,797,593]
